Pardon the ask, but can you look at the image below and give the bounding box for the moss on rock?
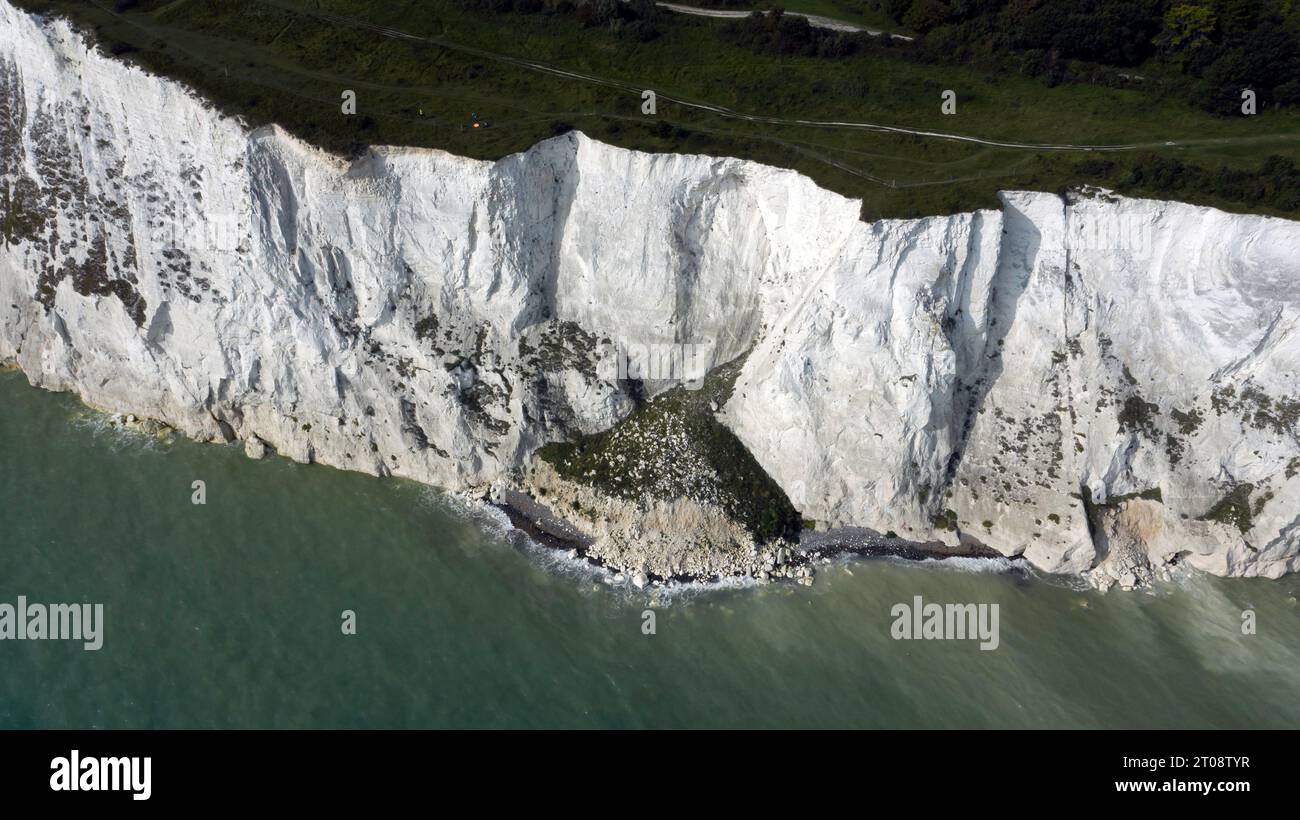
[537,356,801,543]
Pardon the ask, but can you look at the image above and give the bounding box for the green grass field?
[12,0,1300,219]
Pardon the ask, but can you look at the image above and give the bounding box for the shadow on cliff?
[938,195,1046,498]
[508,133,580,330]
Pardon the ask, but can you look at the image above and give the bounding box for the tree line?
[868,0,1300,113]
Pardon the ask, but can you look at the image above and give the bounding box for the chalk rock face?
[726,189,1300,580]
[2,0,1298,581]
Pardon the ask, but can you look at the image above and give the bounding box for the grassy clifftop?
[10,0,1300,219]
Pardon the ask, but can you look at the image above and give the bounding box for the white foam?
[70,410,167,455]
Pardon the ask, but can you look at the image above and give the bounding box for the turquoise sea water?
[1,370,1298,728]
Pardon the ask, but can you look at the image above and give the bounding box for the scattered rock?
[244,435,267,460]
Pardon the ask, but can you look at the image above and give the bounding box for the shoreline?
[3,366,1031,591]
[2,367,1023,589]
[491,489,1025,589]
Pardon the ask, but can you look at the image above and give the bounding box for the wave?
[909,555,1025,574]
[431,489,517,539]
[69,409,170,455]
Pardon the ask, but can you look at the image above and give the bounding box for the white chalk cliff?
[2,1,1298,585]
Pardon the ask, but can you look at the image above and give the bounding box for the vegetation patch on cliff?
[1210,381,1300,435]
[1199,482,1254,534]
[537,355,801,543]
[518,320,602,380]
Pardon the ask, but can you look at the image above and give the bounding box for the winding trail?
[648,2,913,39]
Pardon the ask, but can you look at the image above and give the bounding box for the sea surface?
[1,370,1298,728]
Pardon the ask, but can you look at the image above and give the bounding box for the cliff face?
[726,191,1300,584]
[3,1,1298,583]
